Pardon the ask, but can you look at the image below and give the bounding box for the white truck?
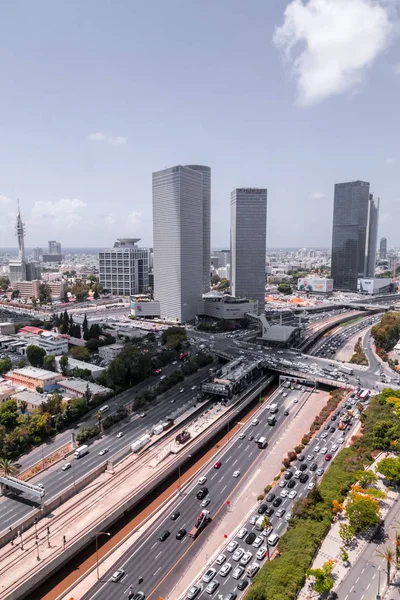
[269,403,278,414]
[152,424,164,435]
[339,365,354,376]
[255,516,272,534]
[74,445,89,458]
[130,434,151,453]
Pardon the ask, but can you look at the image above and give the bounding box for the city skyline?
[1,1,399,248]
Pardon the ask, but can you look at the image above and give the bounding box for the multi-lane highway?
[84,386,314,600]
[0,369,211,533]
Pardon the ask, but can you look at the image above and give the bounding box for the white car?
[251,419,259,426]
[62,462,71,471]
[116,432,124,438]
[280,489,289,498]
[256,546,268,561]
[201,497,211,507]
[239,433,245,440]
[293,397,298,403]
[233,470,241,478]
[232,547,244,561]
[191,385,197,390]
[307,482,315,491]
[288,490,297,499]
[202,568,216,583]
[240,551,253,566]
[279,480,287,488]
[237,527,247,539]
[179,388,184,393]
[331,444,338,452]
[219,563,232,577]
[250,515,258,525]
[313,446,320,453]
[198,476,207,485]
[282,392,288,397]
[321,432,328,439]
[253,536,264,548]
[320,447,328,454]
[227,541,238,553]
[306,455,313,461]
[285,512,292,521]
[337,437,345,444]
[232,566,245,579]
[215,554,226,565]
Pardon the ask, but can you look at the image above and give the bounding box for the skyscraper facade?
[331,181,380,291]
[48,240,62,255]
[153,165,210,323]
[99,238,149,296]
[379,237,388,261]
[230,188,267,314]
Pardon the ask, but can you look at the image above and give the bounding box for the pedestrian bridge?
[0,476,45,499]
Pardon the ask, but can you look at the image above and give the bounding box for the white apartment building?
[98,343,125,363]
[99,238,149,296]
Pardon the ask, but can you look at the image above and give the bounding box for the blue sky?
[1,0,400,249]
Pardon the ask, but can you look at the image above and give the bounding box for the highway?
[85,386,318,600]
[0,368,211,534]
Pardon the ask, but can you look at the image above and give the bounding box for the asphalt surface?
[85,385,358,600]
[0,368,210,533]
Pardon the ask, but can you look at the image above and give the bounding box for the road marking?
[211,473,217,480]
[150,542,157,549]
[154,551,163,559]
[219,476,224,482]
[355,577,359,583]
[361,567,365,573]
[153,566,162,576]
[350,586,354,592]
[220,485,227,494]
[232,459,238,466]
[366,583,370,590]
[372,573,376,579]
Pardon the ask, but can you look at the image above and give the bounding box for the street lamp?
[95,531,111,580]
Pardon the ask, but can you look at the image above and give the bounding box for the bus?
[358,389,370,401]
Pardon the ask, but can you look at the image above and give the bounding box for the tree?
[26,345,46,368]
[59,354,69,375]
[0,275,10,291]
[71,346,90,361]
[277,283,293,295]
[377,457,400,483]
[332,499,344,515]
[211,274,221,285]
[0,458,19,477]
[395,532,400,567]
[339,523,355,546]
[355,469,378,489]
[216,278,230,291]
[82,314,89,341]
[38,283,52,304]
[62,310,69,334]
[339,547,349,564]
[69,314,74,336]
[71,280,90,302]
[11,289,20,299]
[19,400,28,414]
[0,358,12,374]
[43,355,56,372]
[307,560,335,595]
[97,410,103,432]
[377,547,396,586]
[346,495,380,533]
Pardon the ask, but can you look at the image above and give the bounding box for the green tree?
[71,280,90,302]
[26,345,46,368]
[11,289,20,299]
[307,561,335,595]
[377,456,400,482]
[71,346,90,361]
[19,400,28,414]
[211,274,221,285]
[38,282,52,304]
[59,354,69,375]
[43,355,56,372]
[278,283,293,295]
[0,275,10,291]
[62,309,69,334]
[377,547,396,586]
[355,469,378,489]
[216,277,230,291]
[395,532,400,567]
[0,358,12,374]
[339,523,355,546]
[0,458,19,477]
[346,495,380,533]
[339,547,349,564]
[82,314,89,340]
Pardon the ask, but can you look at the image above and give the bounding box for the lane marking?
[154,551,163,559]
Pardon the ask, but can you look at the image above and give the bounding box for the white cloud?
[273,0,396,106]
[385,157,395,165]
[87,132,127,145]
[311,191,325,199]
[31,198,87,227]
[105,213,116,226]
[0,194,11,205]
[128,211,142,228]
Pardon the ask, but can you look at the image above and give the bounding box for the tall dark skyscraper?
[331,181,379,291]
[379,237,387,261]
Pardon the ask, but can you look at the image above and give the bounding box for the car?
[233,470,241,478]
[171,511,180,520]
[293,397,298,403]
[313,446,320,453]
[320,447,328,454]
[266,493,276,502]
[227,540,238,552]
[250,515,258,525]
[288,490,297,499]
[232,565,245,579]
[317,467,325,475]
[284,470,294,480]
[239,433,245,440]
[179,388,185,393]
[298,454,305,462]
[284,410,289,416]
[116,432,124,438]
[310,463,318,472]
[294,470,302,479]
[248,434,254,441]
[285,512,292,521]
[232,547,244,561]
[237,527,248,539]
[240,551,253,566]
[330,426,336,433]
[186,584,201,599]
[265,506,274,517]
[139,412,146,418]
[201,497,211,507]
[267,533,280,546]
[307,481,315,491]
[205,580,219,595]
[261,525,272,537]
[251,419,259,426]
[196,487,208,499]
[279,479,287,488]
[237,579,249,591]
[258,503,268,514]
[300,472,309,483]
[216,553,227,565]
[37,483,44,489]
[224,592,237,600]
[306,454,313,461]
[337,437,345,444]
[62,462,71,471]
[111,568,125,582]
[245,532,256,545]
[276,508,286,518]
[299,464,307,472]
[280,489,289,498]
[155,369,162,374]
[331,444,338,452]
[132,593,145,600]
[273,497,282,507]
[176,528,186,540]
[253,536,264,548]
[321,432,329,439]
[256,546,268,560]
[198,476,207,485]
[219,563,232,577]
[330,415,337,421]
[325,453,333,461]
[202,568,217,583]
[170,399,175,404]
[159,530,170,541]
[287,479,296,489]
[324,424,330,430]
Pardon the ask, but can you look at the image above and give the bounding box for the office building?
[230,188,267,314]
[4,366,63,390]
[32,247,42,262]
[99,238,149,296]
[153,164,210,323]
[379,237,388,261]
[48,240,62,255]
[331,181,380,291]
[26,262,41,281]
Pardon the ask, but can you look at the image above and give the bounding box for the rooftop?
[12,390,45,407]
[9,367,61,380]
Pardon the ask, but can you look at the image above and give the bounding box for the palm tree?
[19,400,28,415]
[377,547,396,586]
[395,533,400,567]
[0,458,19,478]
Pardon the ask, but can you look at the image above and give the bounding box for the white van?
[267,533,280,546]
[160,375,166,381]
[99,405,109,414]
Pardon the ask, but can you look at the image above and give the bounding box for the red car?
[154,369,162,375]
[325,454,332,461]
[214,461,222,469]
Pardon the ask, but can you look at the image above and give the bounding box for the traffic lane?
[89,389,299,600]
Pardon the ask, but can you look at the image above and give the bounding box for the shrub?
[257,494,265,501]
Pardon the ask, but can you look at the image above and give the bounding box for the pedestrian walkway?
[297,455,398,600]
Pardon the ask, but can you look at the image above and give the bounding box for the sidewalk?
[297,455,399,600]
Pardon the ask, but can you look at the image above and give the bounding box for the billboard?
[297,278,333,293]
[357,278,392,294]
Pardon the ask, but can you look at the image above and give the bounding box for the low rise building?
[197,293,258,320]
[54,356,105,380]
[130,296,161,318]
[4,367,63,390]
[98,343,125,364]
[12,280,66,300]
[57,378,112,398]
[357,278,393,295]
[0,322,15,335]
[12,389,46,412]
[0,381,17,403]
